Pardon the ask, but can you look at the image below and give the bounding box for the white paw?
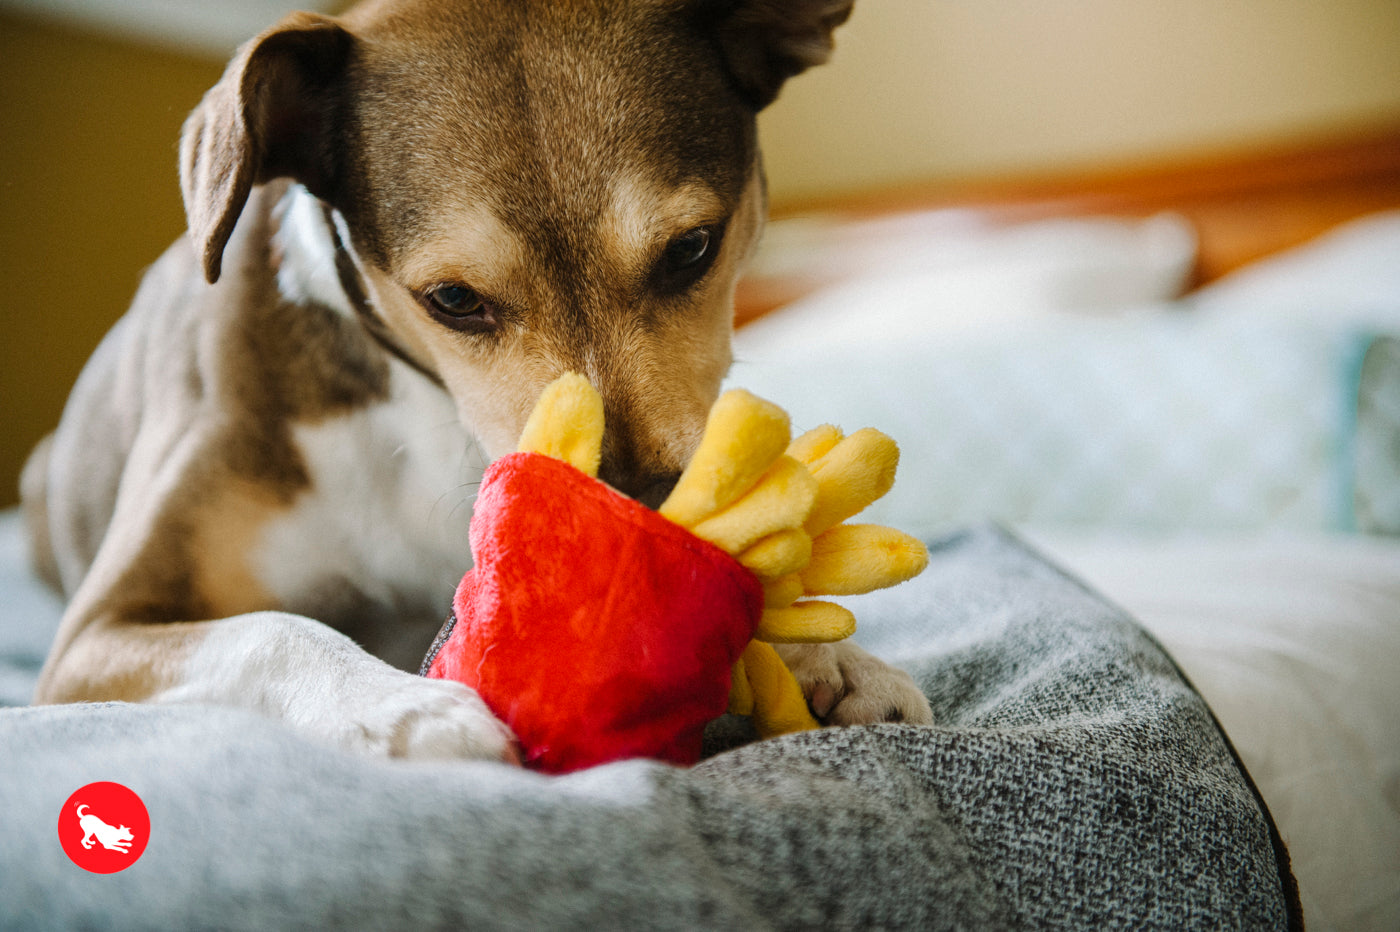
[775,642,933,727]
[153,612,519,763]
[304,668,519,763]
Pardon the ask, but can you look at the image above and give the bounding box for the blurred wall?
[760,0,1400,205]
[4,0,1400,507]
[1,11,221,508]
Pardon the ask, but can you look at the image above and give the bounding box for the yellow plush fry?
[761,573,804,609]
[786,424,843,466]
[516,373,605,478]
[689,456,817,555]
[735,640,819,738]
[659,389,790,527]
[728,657,754,716]
[804,428,900,537]
[799,524,930,596]
[738,528,813,580]
[756,600,857,643]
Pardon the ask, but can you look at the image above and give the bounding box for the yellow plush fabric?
[734,641,818,740]
[689,456,817,555]
[658,389,790,528]
[661,397,928,738]
[800,524,930,596]
[803,428,900,538]
[737,529,812,579]
[754,601,857,643]
[516,372,606,478]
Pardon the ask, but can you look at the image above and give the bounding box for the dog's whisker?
[389,417,468,461]
[444,491,477,526]
[402,424,487,529]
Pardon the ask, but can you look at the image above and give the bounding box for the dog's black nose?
[600,463,680,511]
[596,431,683,510]
[633,474,681,511]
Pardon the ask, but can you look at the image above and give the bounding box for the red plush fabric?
[424,452,763,774]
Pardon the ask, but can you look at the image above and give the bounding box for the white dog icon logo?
[75,803,136,854]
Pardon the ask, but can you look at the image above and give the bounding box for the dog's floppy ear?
[179,13,353,283]
[705,0,855,109]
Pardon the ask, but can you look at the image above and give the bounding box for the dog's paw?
[774,642,933,727]
[313,670,519,763]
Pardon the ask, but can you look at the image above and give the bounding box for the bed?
[3,130,1397,929]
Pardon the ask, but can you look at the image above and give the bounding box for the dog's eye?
[421,284,498,333]
[666,228,713,270]
[429,284,481,316]
[655,225,723,293]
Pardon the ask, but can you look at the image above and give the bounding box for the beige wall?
[4,0,1400,506]
[759,0,1400,205]
[0,13,222,508]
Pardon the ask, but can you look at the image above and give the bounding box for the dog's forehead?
[343,0,755,266]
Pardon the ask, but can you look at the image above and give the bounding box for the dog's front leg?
[36,612,517,762]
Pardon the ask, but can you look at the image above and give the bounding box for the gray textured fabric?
[0,526,1297,930]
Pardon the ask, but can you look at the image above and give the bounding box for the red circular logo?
[58,782,150,873]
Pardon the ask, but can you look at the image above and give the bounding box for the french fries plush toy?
[422,374,927,773]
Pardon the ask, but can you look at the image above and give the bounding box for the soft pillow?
[1356,335,1400,533]
[742,211,1196,338]
[1189,211,1400,330]
[733,314,1393,535]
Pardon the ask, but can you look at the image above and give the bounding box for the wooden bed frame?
[736,124,1400,326]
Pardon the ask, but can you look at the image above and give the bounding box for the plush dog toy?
[422,374,927,773]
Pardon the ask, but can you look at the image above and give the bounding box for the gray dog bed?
[0,525,1299,929]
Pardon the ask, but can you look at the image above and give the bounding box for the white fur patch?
[251,358,484,619]
[274,186,355,315]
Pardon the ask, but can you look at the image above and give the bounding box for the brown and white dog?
[22,0,932,762]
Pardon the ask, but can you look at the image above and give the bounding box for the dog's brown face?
[180,0,852,503]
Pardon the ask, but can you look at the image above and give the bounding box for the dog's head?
[180,0,852,504]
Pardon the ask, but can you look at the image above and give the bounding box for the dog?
[76,804,135,854]
[22,0,932,762]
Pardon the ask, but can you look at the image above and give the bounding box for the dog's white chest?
[250,363,482,631]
